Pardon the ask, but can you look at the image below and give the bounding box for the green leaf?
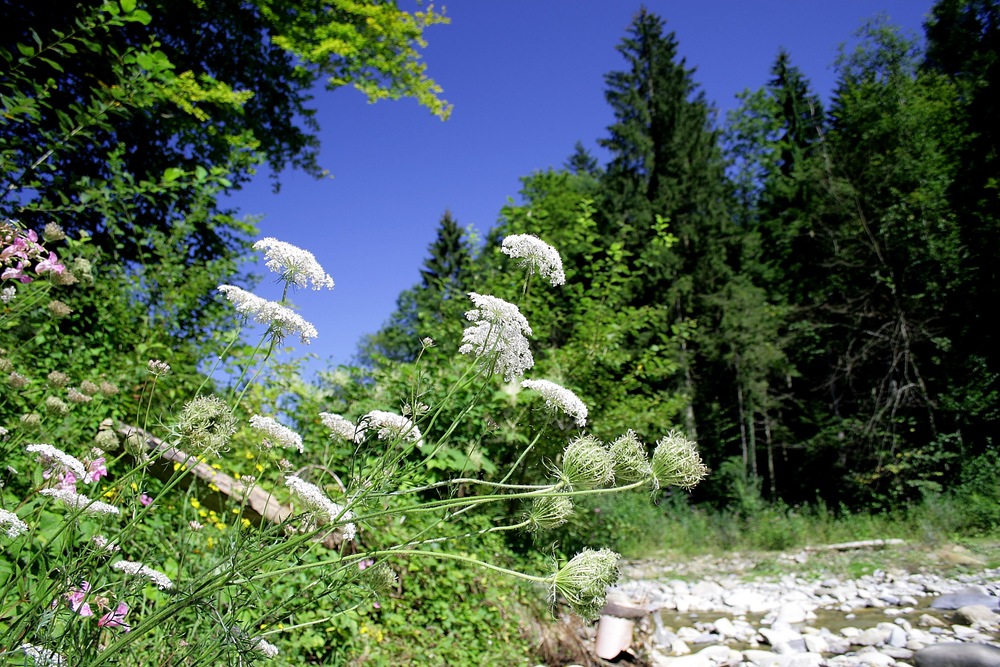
[16,43,35,57]
[163,167,184,182]
[120,0,137,11]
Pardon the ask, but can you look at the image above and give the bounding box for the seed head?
[560,435,614,490]
[651,431,709,490]
[551,548,621,619]
[526,495,574,531]
[175,396,237,457]
[609,430,652,483]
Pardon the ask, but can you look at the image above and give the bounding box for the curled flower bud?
[80,380,100,395]
[526,495,574,531]
[501,234,566,286]
[47,371,70,387]
[551,548,621,619]
[521,379,588,427]
[175,396,237,457]
[560,435,614,490]
[47,300,72,318]
[651,431,709,490]
[609,430,652,483]
[44,396,69,415]
[362,561,398,596]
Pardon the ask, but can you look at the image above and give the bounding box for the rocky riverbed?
[559,542,1000,667]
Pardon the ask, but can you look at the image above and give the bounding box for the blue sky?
[226,1,934,374]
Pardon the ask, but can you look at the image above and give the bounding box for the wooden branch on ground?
[804,538,905,552]
[115,422,291,525]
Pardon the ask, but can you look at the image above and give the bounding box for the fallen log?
[804,538,905,552]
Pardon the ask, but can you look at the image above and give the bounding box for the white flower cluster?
[319,412,362,442]
[1,508,28,539]
[360,410,422,447]
[147,359,171,376]
[112,559,174,590]
[19,643,65,666]
[521,379,588,427]
[254,637,280,658]
[26,443,86,478]
[500,234,566,286]
[254,237,334,291]
[459,293,534,381]
[249,415,304,453]
[91,534,121,552]
[39,488,120,515]
[1,286,15,304]
[284,475,356,541]
[218,285,318,344]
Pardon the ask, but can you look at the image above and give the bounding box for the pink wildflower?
[98,601,130,632]
[139,493,153,507]
[83,456,107,484]
[35,251,65,275]
[65,582,94,617]
[1,261,31,283]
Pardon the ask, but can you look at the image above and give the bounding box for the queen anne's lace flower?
[254,237,334,290]
[112,560,174,589]
[459,293,534,381]
[26,444,86,479]
[521,379,588,427]
[319,412,363,442]
[359,410,422,447]
[254,637,280,658]
[501,234,566,286]
[40,488,120,515]
[284,475,356,541]
[218,285,318,344]
[1,508,28,538]
[19,643,65,666]
[550,548,620,619]
[249,415,303,453]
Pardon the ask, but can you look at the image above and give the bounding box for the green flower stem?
[498,427,546,485]
[389,477,551,495]
[249,548,551,587]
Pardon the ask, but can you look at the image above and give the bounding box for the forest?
[1,1,998,664]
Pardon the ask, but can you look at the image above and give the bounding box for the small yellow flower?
[241,518,251,529]
[209,483,219,492]
[211,463,221,470]
[255,463,264,472]
[190,498,201,509]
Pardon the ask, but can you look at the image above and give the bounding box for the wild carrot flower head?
[147,359,171,376]
[560,435,614,490]
[249,415,304,453]
[501,234,566,286]
[47,300,72,318]
[67,388,92,404]
[175,395,238,457]
[40,488,120,515]
[459,292,534,381]
[521,379,588,427]
[284,475,356,540]
[44,396,69,415]
[526,495,574,532]
[254,636,280,658]
[609,430,652,483]
[217,285,318,344]
[27,443,86,479]
[319,412,363,442]
[1,508,28,539]
[651,431,708,490]
[1,285,15,303]
[19,643,65,666]
[359,410,422,447]
[254,237,334,291]
[551,548,621,619]
[112,560,174,589]
[46,371,70,387]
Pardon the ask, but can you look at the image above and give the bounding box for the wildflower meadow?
[1,221,708,665]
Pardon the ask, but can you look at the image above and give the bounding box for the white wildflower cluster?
[500,234,566,286]
[459,293,534,381]
[1,508,28,539]
[39,488,120,515]
[254,237,334,290]
[284,475,356,541]
[1,286,15,304]
[254,637,280,658]
[112,560,174,590]
[249,415,304,453]
[147,359,171,376]
[26,443,86,478]
[360,410,422,447]
[521,379,588,427]
[217,285,318,344]
[319,412,362,442]
[19,643,65,666]
[91,534,121,553]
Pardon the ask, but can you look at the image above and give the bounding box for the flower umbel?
[112,560,173,589]
[459,292,534,381]
[526,495,574,532]
[175,396,238,457]
[39,488,120,515]
[521,379,588,427]
[500,234,566,286]
[284,475,356,540]
[359,410,422,447]
[609,430,652,483]
[1,508,28,539]
[551,548,621,619]
[249,415,304,453]
[319,412,363,443]
[650,431,709,490]
[560,435,614,490]
[218,285,318,344]
[254,237,334,290]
